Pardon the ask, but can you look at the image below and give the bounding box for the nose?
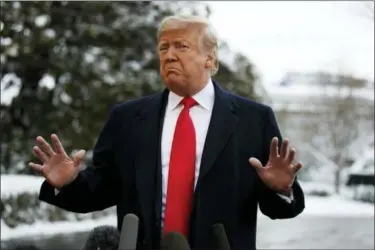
[165,47,177,62]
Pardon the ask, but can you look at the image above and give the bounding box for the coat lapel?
[198,82,239,182]
[132,90,168,242]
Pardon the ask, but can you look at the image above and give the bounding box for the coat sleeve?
[38,105,122,213]
[256,106,305,219]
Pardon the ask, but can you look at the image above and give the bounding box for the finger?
[33,146,49,163]
[51,134,66,155]
[36,136,54,157]
[287,148,296,164]
[73,150,86,168]
[279,138,290,159]
[28,162,43,173]
[249,157,264,173]
[291,162,302,174]
[269,137,279,160]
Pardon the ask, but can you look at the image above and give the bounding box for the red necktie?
[163,96,197,238]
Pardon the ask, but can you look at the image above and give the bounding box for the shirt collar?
[167,78,215,111]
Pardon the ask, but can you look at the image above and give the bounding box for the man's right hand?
[29,134,86,190]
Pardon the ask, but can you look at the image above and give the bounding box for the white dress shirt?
[160,79,215,228]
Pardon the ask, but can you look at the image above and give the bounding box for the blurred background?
[1,1,374,249]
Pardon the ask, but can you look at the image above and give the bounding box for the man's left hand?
[249,137,302,195]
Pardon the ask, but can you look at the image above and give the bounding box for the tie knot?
[180,96,197,109]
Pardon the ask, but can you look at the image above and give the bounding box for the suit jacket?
[39,81,305,250]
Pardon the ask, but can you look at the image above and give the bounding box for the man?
[30,15,305,250]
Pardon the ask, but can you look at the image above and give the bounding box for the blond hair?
[157,15,219,76]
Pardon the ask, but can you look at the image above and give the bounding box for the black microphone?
[7,243,41,250]
[160,232,191,250]
[82,225,119,250]
[118,213,139,250]
[212,223,231,250]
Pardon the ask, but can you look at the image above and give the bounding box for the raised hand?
[29,134,86,190]
[249,137,302,195]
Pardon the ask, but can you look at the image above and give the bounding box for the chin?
[164,75,183,87]
[164,81,189,96]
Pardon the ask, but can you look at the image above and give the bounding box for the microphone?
[212,223,231,250]
[8,243,41,250]
[82,225,119,250]
[160,232,191,250]
[118,213,139,250]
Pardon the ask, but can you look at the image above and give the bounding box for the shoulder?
[108,92,163,119]
[225,91,282,140]
[226,91,274,117]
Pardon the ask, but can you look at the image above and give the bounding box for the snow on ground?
[1,215,117,241]
[1,174,44,198]
[302,195,374,217]
[1,174,374,240]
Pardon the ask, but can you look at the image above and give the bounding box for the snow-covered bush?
[1,193,115,228]
[1,174,115,229]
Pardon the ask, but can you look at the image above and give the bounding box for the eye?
[177,44,189,51]
[158,43,168,52]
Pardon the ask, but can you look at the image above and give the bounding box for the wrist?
[278,188,292,197]
[53,171,79,191]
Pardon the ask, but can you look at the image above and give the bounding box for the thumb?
[249,157,264,173]
[73,150,86,167]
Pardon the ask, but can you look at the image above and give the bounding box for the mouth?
[166,68,181,74]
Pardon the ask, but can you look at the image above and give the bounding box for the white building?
[262,72,373,116]
[257,71,374,171]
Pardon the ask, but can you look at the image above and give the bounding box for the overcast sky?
[207,1,374,84]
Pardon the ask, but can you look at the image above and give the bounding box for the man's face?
[158,24,210,95]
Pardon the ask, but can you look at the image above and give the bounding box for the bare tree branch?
[303,72,373,194]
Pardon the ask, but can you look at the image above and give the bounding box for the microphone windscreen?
[118,213,139,250]
[212,223,231,250]
[8,243,41,250]
[160,232,190,250]
[82,225,119,250]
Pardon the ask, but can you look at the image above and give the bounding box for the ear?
[205,54,213,68]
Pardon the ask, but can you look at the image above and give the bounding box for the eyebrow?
[159,39,191,47]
